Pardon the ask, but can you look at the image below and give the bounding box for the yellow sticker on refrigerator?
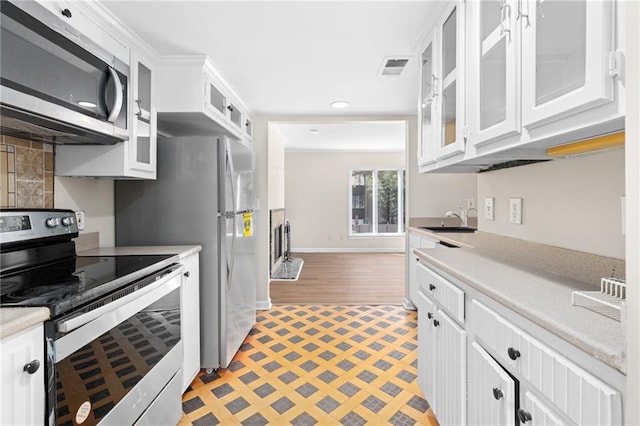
[243,212,253,237]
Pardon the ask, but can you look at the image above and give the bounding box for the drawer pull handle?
[492,387,503,400]
[507,347,521,360]
[23,360,40,375]
[517,409,532,423]
[429,284,436,291]
[433,319,440,327]
[61,8,72,18]
[427,312,433,319]
[184,271,191,278]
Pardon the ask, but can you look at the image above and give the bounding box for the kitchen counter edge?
[414,247,626,375]
[78,245,203,259]
[0,307,50,339]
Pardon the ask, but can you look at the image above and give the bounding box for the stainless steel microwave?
[0,1,129,145]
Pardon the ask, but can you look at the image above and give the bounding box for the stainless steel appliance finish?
[0,1,128,145]
[0,209,183,425]
[115,136,257,371]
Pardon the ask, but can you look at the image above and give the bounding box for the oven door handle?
[56,265,183,334]
[55,267,183,361]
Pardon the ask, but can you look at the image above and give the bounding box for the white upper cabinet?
[467,0,521,147]
[157,56,254,145]
[420,0,623,173]
[521,0,615,129]
[127,49,157,178]
[418,1,467,171]
[56,43,159,179]
[436,1,466,160]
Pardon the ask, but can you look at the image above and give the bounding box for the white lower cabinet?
[417,260,623,426]
[0,323,45,426]
[468,341,516,426]
[417,267,466,425]
[180,252,201,392]
[433,308,466,426]
[407,232,438,307]
[520,391,565,426]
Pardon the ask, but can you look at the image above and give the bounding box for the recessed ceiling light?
[77,101,97,108]
[309,129,319,134]
[331,101,349,109]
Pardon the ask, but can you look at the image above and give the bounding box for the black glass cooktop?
[0,255,174,317]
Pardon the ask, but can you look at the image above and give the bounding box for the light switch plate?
[509,198,522,224]
[484,197,494,221]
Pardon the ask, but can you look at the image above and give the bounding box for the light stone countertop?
[414,247,625,374]
[0,307,49,339]
[408,225,477,248]
[78,245,202,258]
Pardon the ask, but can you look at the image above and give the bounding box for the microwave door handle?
[106,66,123,123]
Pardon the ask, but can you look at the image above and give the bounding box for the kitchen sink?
[419,226,476,233]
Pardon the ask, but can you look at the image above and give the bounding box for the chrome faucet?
[445,206,477,227]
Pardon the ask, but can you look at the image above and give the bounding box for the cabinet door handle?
[433,319,440,327]
[427,312,433,319]
[61,8,72,18]
[517,409,532,423]
[492,387,504,400]
[507,347,521,360]
[23,360,40,375]
[184,271,190,278]
[429,284,436,291]
[227,105,234,112]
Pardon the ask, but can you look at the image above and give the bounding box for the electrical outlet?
[484,197,494,221]
[466,198,475,209]
[75,210,85,230]
[509,198,522,224]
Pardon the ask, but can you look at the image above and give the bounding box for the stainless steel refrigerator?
[115,136,256,371]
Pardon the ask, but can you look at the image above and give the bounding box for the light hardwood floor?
[270,252,406,305]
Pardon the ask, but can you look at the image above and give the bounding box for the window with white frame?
[350,169,405,236]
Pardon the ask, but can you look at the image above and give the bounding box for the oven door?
[50,265,183,426]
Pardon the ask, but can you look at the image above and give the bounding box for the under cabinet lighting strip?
[546,132,625,157]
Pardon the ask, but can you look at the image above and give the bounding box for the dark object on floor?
[271,258,304,281]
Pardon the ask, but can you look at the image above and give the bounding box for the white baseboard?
[256,298,272,311]
[293,248,405,253]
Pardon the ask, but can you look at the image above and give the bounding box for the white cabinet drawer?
[470,300,622,425]
[417,263,464,323]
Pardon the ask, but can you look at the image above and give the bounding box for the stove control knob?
[61,216,73,226]
[45,217,58,228]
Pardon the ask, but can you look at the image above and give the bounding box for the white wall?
[285,151,405,251]
[477,148,625,259]
[625,2,640,423]
[254,117,271,308]
[268,125,286,210]
[54,177,115,247]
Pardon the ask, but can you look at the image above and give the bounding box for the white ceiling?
[274,121,406,152]
[103,1,443,150]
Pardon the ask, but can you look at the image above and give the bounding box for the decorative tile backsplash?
[0,134,54,208]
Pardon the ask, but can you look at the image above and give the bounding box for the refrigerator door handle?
[226,141,237,213]
[227,214,238,289]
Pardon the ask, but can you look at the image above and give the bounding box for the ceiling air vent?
[378,57,410,76]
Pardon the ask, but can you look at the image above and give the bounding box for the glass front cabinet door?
[436,1,466,160]
[129,50,157,178]
[467,0,520,147]
[418,36,438,167]
[521,0,615,129]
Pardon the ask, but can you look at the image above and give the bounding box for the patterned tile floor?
[179,305,433,425]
